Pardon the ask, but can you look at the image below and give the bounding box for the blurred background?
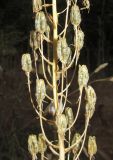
[0,0,113,159]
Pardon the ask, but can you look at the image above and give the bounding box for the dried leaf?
[94,63,108,74]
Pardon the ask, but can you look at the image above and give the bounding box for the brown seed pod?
[78,65,89,91]
[21,53,32,73]
[56,114,68,134]
[71,133,81,155]
[35,79,46,105]
[38,133,47,154]
[30,30,41,50]
[85,86,96,119]
[28,134,38,160]
[65,107,74,127]
[35,11,47,33]
[70,4,81,26]
[74,29,84,51]
[88,136,97,159]
[57,38,72,65]
[32,0,42,13]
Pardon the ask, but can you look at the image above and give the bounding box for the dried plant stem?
[52,0,58,111]
[58,133,65,160]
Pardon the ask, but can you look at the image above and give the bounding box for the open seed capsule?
[28,134,38,160]
[21,53,32,73]
[70,4,81,26]
[88,136,97,158]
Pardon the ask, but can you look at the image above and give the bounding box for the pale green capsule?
[71,133,81,155]
[65,107,74,127]
[74,29,84,51]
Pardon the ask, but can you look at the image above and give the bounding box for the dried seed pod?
[38,133,47,154]
[30,30,41,50]
[78,65,89,91]
[45,25,50,39]
[65,107,74,127]
[56,114,68,134]
[70,4,81,26]
[83,0,90,10]
[71,133,81,155]
[85,86,96,119]
[74,29,84,51]
[21,53,32,73]
[88,136,97,159]
[32,0,42,13]
[57,38,72,65]
[35,11,47,33]
[28,134,38,160]
[35,79,46,105]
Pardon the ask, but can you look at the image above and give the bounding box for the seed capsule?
[85,86,96,119]
[56,114,68,134]
[57,38,72,65]
[70,4,81,26]
[71,133,81,155]
[30,30,41,50]
[35,11,47,33]
[83,0,90,10]
[28,134,38,160]
[32,0,42,13]
[65,107,74,127]
[78,65,89,91]
[74,29,84,51]
[21,53,32,73]
[38,133,47,154]
[35,79,46,105]
[88,136,97,159]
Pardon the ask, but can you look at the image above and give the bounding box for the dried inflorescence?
[21,53,32,73]
[57,37,71,65]
[78,65,89,91]
[35,79,46,105]
[88,136,97,159]
[71,133,81,155]
[30,30,41,50]
[85,85,96,119]
[70,4,81,26]
[28,134,38,160]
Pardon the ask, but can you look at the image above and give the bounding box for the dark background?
[0,0,113,160]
